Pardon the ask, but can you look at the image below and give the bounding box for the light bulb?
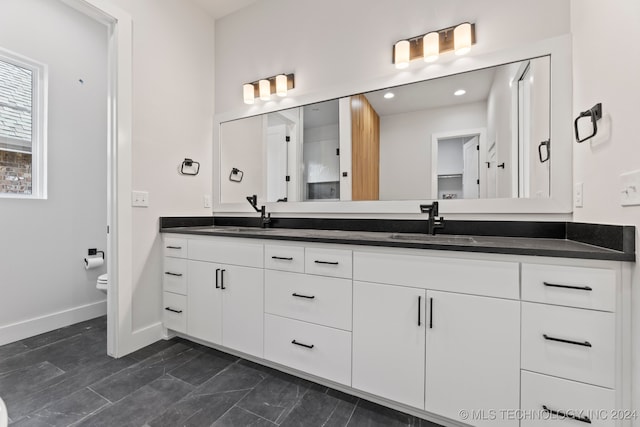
[275,74,288,97]
[454,23,472,56]
[423,32,439,62]
[259,79,271,101]
[394,40,410,69]
[243,83,255,104]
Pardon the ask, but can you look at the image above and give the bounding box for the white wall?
[106,0,215,333]
[215,0,570,114]
[0,0,108,344]
[570,0,640,422]
[379,102,487,200]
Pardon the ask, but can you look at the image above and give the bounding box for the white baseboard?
[0,300,107,346]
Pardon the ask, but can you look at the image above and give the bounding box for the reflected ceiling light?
[454,22,472,56]
[243,83,255,104]
[394,40,410,69]
[423,32,439,62]
[454,89,466,96]
[392,22,476,68]
[242,73,295,104]
[384,92,395,99]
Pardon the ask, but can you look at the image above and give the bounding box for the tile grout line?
[86,385,114,404]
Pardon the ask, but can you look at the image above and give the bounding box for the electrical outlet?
[203,195,212,208]
[620,170,640,206]
[574,183,583,208]
[132,190,149,207]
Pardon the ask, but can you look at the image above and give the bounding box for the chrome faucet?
[419,202,445,235]
[246,195,271,228]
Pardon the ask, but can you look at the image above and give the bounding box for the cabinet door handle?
[164,307,183,314]
[166,246,182,249]
[542,405,592,424]
[220,269,226,289]
[291,339,314,349]
[272,256,293,261]
[543,334,592,348]
[314,260,339,265]
[543,282,593,292]
[292,293,315,299]
[429,297,433,329]
[418,296,422,326]
[215,268,220,289]
[164,272,183,277]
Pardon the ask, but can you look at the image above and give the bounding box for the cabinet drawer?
[522,263,616,312]
[522,302,615,388]
[521,370,615,427]
[305,248,352,278]
[354,251,519,299]
[264,314,351,386]
[163,257,187,294]
[188,239,263,268]
[265,244,305,273]
[163,292,187,333]
[164,237,187,258]
[265,270,352,330]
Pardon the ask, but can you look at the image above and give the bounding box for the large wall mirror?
[214,36,572,214]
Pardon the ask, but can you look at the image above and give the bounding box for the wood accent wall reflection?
[351,94,380,201]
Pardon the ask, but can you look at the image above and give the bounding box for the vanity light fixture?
[242,73,295,104]
[392,22,476,68]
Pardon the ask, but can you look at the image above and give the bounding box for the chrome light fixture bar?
[393,22,476,69]
[243,73,295,104]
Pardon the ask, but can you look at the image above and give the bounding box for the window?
[0,48,47,198]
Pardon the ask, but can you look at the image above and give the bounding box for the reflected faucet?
[246,195,271,228]
[419,202,445,235]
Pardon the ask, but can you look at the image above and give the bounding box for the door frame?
[60,0,133,357]
[431,128,487,199]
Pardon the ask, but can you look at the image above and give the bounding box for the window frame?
[0,47,48,199]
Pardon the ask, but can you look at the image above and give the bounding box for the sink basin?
[389,233,475,244]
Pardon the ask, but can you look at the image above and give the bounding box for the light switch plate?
[132,190,149,207]
[203,195,212,208]
[574,182,583,208]
[620,170,640,206]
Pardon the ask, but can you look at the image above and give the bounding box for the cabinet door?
[425,290,520,427]
[352,281,426,409]
[187,260,222,344]
[221,265,264,358]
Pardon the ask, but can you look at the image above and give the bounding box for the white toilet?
[97,273,108,293]
[0,396,8,427]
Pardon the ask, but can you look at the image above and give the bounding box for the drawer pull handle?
[220,269,226,290]
[164,272,183,277]
[215,268,220,289]
[166,246,182,249]
[164,307,183,314]
[292,293,315,299]
[542,405,592,424]
[314,260,339,265]
[543,334,592,348]
[291,340,314,349]
[272,256,293,261]
[543,282,593,291]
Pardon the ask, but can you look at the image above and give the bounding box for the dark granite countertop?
[160,223,635,262]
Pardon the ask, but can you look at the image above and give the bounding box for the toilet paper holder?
[88,248,104,260]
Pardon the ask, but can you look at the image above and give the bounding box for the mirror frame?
[213,35,572,215]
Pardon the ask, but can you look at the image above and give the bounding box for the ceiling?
[189,0,259,19]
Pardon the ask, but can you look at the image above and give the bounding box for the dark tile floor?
[0,316,442,427]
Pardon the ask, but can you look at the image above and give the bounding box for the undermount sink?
[389,233,475,244]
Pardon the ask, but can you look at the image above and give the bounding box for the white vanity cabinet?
[161,233,631,427]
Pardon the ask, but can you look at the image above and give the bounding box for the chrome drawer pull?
[164,307,183,314]
[292,293,315,300]
[543,282,593,291]
[543,334,592,348]
[291,340,314,349]
[272,256,293,261]
[164,272,183,277]
[542,405,592,424]
[166,246,182,249]
[314,260,339,265]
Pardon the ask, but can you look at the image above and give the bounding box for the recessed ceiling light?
[384,92,395,99]
[454,89,466,96]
